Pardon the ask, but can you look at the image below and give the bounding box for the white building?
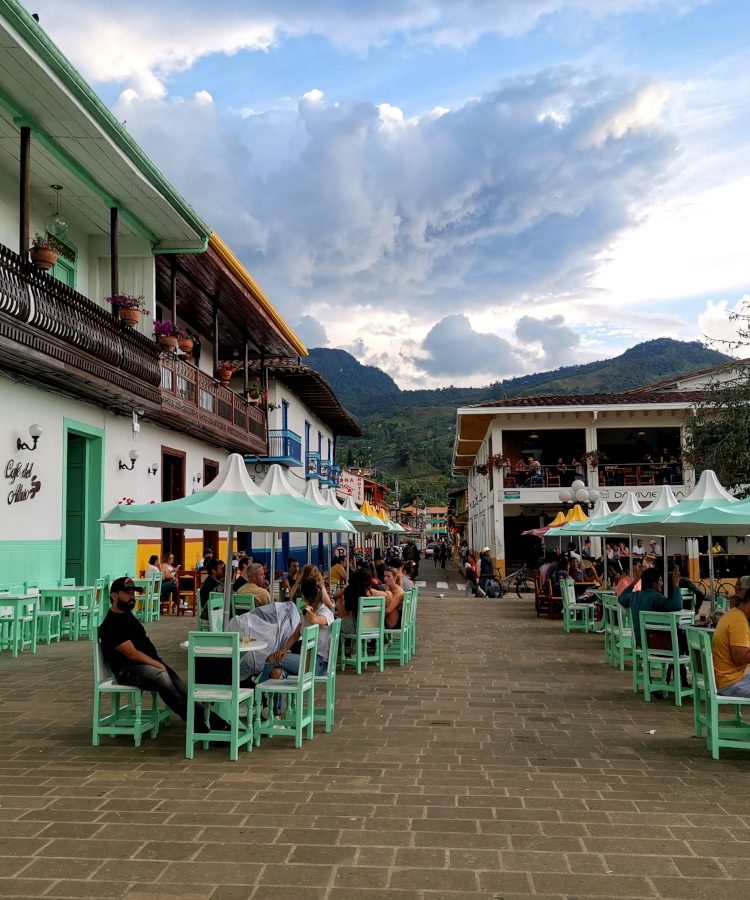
[452,365,740,577]
[0,4,358,588]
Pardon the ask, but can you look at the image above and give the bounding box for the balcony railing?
[0,241,161,404]
[244,428,302,466]
[500,462,684,489]
[160,355,266,455]
[305,451,321,479]
[328,463,341,487]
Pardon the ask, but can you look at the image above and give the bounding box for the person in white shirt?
[632,539,646,559]
[258,576,334,680]
[649,539,663,556]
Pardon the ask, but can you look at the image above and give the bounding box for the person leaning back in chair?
[99,577,225,732]
[712,588,750,698]
[257,576,334,682]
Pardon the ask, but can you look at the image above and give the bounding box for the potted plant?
[476,463,489,477]
[29,233,58,270]
[217,360,240,387]
[582,449,606,468]
[153,319,179,351]
[177,328,196,356]
[107,294,148,326]
[247,377,263,403]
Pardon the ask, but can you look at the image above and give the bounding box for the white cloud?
[698,296,746,352]
[30,1,695,97]
[294,315,328,348]
[514,314,580,368]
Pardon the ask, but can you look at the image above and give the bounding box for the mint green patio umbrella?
[101,454,355,626]
[611,470,738,602]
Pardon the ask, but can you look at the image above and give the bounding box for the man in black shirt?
[233,556,251,593]
[99,577,221,731]
[199,557,225,622]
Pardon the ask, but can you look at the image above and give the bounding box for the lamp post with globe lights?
[558,480,601,511]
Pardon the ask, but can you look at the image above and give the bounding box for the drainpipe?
[19,126,30,258]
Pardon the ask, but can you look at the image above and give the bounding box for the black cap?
[110,577,144,594]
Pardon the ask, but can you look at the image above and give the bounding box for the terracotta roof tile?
[469,390,706,409]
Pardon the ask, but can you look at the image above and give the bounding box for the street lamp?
[559,480,601,510]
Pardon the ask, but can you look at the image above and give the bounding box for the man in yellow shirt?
[712,591,750,697]
[330,557,348,587]
[236,563,271,606]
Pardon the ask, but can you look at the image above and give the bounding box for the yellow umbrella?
[548,511,568,528]
[564,504,588,523]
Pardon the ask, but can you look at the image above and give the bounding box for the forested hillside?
[306,340,730,505]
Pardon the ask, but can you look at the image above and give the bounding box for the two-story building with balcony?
[451,367,736,575]
[243,360,361,569]
[0,3,310,584]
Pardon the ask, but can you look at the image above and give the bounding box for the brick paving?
[2,574,750,898]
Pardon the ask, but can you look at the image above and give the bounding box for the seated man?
[99,577,222,732]
[258,577,334,682]
[712,589,750,697]
[618,564,682,649]
[198,557,224,622]
[330,555,348,588]
[236,562,271,606]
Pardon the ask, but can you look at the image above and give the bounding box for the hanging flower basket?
[154,319,179,352]
[177,337,194,355]
[217,361,239,387]
[30,247,58,270]
[106,294,148,327]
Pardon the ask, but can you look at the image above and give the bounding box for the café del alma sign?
[5,459,42,505]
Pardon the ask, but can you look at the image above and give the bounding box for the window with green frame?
[48,235,77,289]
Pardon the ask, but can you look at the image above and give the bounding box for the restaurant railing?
[160,355,266,454]
[501,462,684,488]
[0,241,161,401]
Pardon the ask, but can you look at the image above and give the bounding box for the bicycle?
[497,565,533,598]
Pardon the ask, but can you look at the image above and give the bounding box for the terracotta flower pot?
[218,366,235,387]
[30,247,58,271]
[118,307,141,327]
[158,335,179,352]
[178,338,194,356]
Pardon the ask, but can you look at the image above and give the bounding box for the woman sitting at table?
[292,564,333,610]
[157,553,180,609]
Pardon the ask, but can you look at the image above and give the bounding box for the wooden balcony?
[0,242,162,407]
[0,241,268,455]
[159,355,267,455]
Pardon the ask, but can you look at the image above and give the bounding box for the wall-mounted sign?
[5,459,41,505]
[599,487,688,502]
[338,472,364,504]
[503,490,521,501]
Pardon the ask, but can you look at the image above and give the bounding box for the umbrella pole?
[327,532,332,585]
[270,532,277,603]
[222,526,234,630]
[708,531,716,612]
[306,533,312,566]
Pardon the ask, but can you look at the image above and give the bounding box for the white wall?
[0,374,230,546]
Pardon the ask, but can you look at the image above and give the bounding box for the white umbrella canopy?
[101,453,355,626]
[613,470,738,536]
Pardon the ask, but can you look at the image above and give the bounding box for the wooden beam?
[212,298,219,377]
[243,337,249,396]
[19,126,30,257]
[109,206,119,304]
[170,258,178,324]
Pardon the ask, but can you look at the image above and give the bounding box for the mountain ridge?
[305,339,730,505]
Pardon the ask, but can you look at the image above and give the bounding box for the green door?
[65,434,86,583]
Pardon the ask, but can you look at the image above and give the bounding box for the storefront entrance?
[63,421,103,584]
[161,447,185,566]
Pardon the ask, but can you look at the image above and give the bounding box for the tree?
[683,306,750,495]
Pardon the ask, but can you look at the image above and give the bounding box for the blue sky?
[29,0,750,387]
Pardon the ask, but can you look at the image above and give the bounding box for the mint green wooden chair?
[92,640,169,747]
[384,591,412,665]
[255,624,319,749]
[27,582,62,644]
[186,631,254,761]
[639,611,694,706]
[600,593,617,666]
[0,595,38,657]
[560,578,594,634]
[201,592,226,631]
[685,626,750,759]
[340,596,385,675]
[408,587,419,659]
[313,618,342,732]
[233,593,256,614]
[146,573,162,622]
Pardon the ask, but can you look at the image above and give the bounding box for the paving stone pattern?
[1,578,750,898]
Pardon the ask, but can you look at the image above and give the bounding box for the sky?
[27,0,750,388]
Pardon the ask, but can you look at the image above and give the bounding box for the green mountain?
[307,339,730,505]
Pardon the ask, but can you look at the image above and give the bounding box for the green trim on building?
[101,539,138,581]
[0,540,61,590]
[0,0,211,248]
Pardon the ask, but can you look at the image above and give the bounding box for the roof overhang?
[0,0,209,249]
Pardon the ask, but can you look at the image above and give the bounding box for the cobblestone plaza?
[2,579,750,899]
